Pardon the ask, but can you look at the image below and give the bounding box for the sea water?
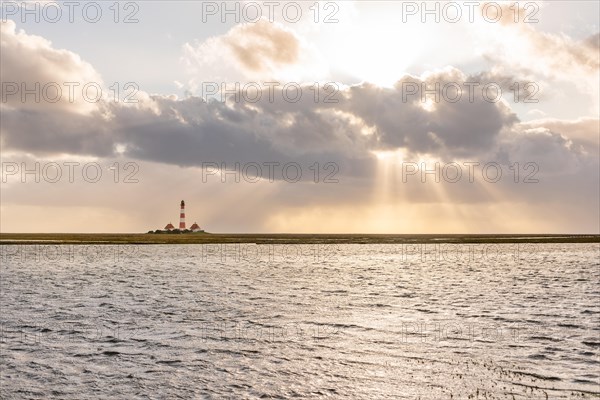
[1,243,599,399]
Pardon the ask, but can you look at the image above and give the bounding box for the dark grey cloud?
[0,73,589,184]
[340,72,519,158]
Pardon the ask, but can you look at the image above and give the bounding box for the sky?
[0,0,599,233]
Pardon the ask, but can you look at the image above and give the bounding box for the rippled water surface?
[1,243,599,399]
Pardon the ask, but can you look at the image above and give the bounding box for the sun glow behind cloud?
[321,6,430,86]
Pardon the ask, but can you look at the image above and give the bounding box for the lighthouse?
[179,200,186,229]
[155,200,204,233]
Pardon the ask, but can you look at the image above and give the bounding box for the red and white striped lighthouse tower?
[179,200,186,229]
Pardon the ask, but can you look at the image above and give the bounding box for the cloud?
[521,118,600,157]
[2,35,592,185]
[341,69,519,158]
[182,18,308,87]
[480,3,599,80]
[584,32,600,50]
[528,30,600,75]
[223,19,300,72]
[0,19,103,114]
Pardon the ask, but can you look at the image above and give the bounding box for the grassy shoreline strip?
[1,233,598,245]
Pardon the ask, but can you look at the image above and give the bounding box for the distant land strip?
[0,233,599,245]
